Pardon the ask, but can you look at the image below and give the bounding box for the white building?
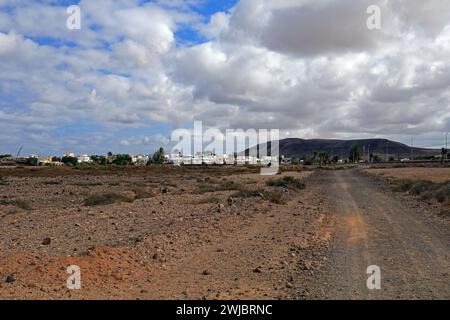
[77,154,92,163]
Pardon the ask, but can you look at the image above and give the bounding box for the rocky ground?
[0,165,448,300]
[0,166,331,299]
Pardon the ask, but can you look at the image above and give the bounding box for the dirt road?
[317,170,449,299]
[0,168,448,299]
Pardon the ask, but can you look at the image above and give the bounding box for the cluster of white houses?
[169,153,278,165]
[32,152,279,166]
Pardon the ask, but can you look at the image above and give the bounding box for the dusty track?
[316,169,449,299]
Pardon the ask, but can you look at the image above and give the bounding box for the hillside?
[244,138,440,159]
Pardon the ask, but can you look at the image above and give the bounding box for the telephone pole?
[446,131,448,161]
[385,142,389,162]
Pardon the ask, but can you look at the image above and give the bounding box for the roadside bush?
[421,191,434,201]
[409,181,433,195]
[392,180,414,192]
[434,183,450,203]
[435,188,447,203]
[84,193,134,206]
[266,176,305,190]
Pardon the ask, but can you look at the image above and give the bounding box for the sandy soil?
[362,167,450,183]
[0,166,448,300]
[0,166,330,299]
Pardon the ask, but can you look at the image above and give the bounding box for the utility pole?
[385,142,389,162]
[446,131,448,161]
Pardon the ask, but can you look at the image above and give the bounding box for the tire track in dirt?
[318,169,449,299]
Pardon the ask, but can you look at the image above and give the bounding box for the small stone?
[202,270,211,276]
[253,267,262,273]
[6,273,16,283]
[42,237,51,245]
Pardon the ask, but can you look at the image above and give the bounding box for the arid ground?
[0,165,448,299]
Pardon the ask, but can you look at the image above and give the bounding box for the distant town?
[0,144,447,168]
[0,148,282,167]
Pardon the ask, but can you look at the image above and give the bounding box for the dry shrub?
[84,193,134,206]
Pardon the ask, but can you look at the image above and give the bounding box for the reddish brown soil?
[0,166,330,299]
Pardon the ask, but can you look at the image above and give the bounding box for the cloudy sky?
[1,0,450,156]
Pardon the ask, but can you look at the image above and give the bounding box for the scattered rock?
[202,270,211,276]
[6,273,16,283]
[42,237,51,245]
[161,187,169,194]
[253,267,262,273]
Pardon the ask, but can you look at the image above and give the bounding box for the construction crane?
[16,145,23,159]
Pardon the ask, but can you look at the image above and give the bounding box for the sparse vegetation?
[266,176,305,190]
[73,181,103,187]
[231,188,287,204]
[232,188,267,198]
[410,181,433,195]
[84,193,134,206]
[392,179,415,192]
[132,188,154,200]
[193,184,217,194]
[0,199,33,211]
[217,180,242,191]
[193,180,242,194]
[198,196,221,204]
[393,179,450,204]
[0,176,7,185]
[42,180,61,185]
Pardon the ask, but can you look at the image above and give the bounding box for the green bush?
[62,156,78,166]
[113,154,132,166]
